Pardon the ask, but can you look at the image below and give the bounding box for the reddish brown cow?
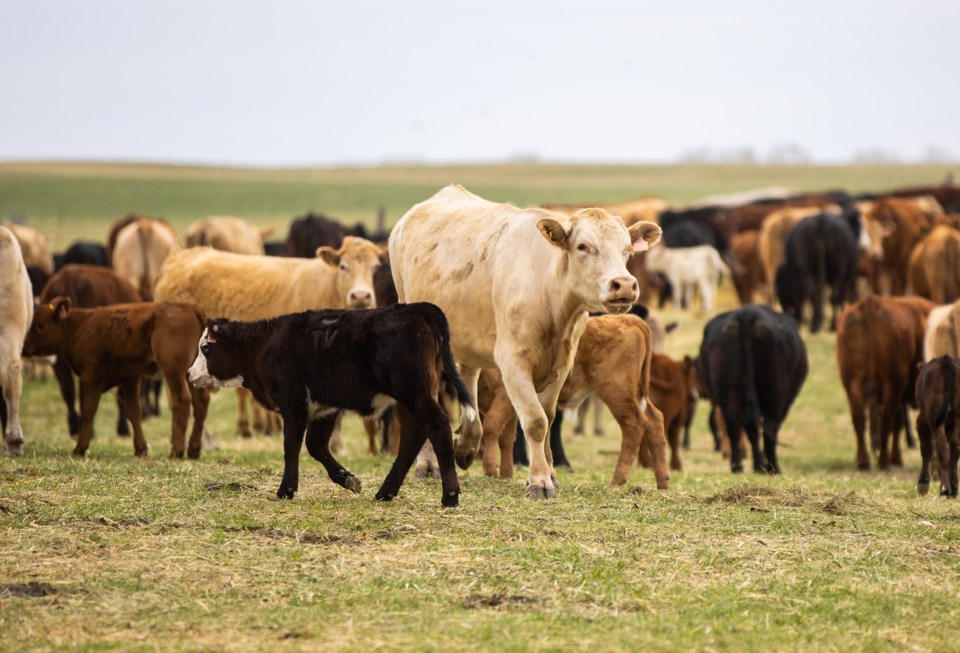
[730,194,848,232]
[39,265,145,437]
[22,299,210,458]
[645,354,698,471]
[863,198,945,295]
[836,296,936,470]
[915,355,960,497]
[908,225,960,304]
[729,231,765,305]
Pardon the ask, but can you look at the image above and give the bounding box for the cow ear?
[259,226,274,240]
[537,219,569,249]
[628,221,662,253]
[317,246,340,267]
[377,244,389,264]
[50,296,71,321]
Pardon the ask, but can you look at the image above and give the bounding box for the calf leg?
[304,414,361,494]
[666,415,683,471]
[53,356,80,437]
[74,383,103,456]
[917,416,934,495]
[115,389,130,437]
[903,404,916,449]
[376,404,431,503]
[642,401,670,489]
[608,399,650,486]
[187,386,210,459]
[935,425,953,497]
[235,387,252,437]
[362,417,379,455]
[499,414,518,479]
[277,410,308,499]
[845,388,869,470]
[743,419,765,473]
[120,379,149,457]
[163,371,192,459]
[421,401,461,507]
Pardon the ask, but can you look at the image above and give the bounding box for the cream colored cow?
[924,300,960,361]
[112,218,180,300]
[389,185,664,498]
[185,216,273,256]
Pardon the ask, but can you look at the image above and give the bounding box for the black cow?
[698,305,808,474]
[285,212,370,258]
[25,267,49,299]
[658,206,737,259]
[187,303,472,507]
[262,240,287,257]
[55,241,109,271]
[775,208,861,334]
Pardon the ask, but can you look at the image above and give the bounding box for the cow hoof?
[526,484,556,500]
[442,490,460,508]
[342,473,362,494]
[135,447,149,457]
[4,442,23,457]
[374,489,396,502]
[730,463,743,473]
[170,450,184,460]
[917,481,930,496]
[72,446,87,457]
[455,450,475,470]
[550,474,561,491]
[187,447,201,460]
[276,486,296,500]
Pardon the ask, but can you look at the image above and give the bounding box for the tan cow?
[185,216,273,256]
[4,221,53,275]
[862,197,946,295]
[112,217,180,300]
[924,300,960,361]
[758,205,837,302]
[908,225,960,304]
[390,184,664,498]
[0,227,34,455]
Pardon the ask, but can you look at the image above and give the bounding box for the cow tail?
[741,317,761,427]
[815,216,828,301]
[933,356,955,429]
[135,221,153,300]
[425,306,476,422]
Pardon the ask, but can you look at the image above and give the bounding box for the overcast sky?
[1,0,958,166]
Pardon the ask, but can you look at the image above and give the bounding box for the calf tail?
[424,306,476,422]
[933,356,955,429]
[741,318,762,427]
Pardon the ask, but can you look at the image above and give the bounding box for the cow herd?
[2,179,960,504]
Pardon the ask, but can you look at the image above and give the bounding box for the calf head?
[316,236,388,309]
[22,296,70,357]
[537,209,661,314]
[187,320,244,389]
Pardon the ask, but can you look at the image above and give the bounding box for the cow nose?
[609,275,638,297]
[349,290,373,307]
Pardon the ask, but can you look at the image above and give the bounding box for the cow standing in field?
[111,217,180,301]
[55,241,110,270]
[698,305,808,474]
[285,212,379,258]
[729,231,765,305]
[836,296,936,470]
[908,225,960,304]
[915,356,960,497]
[924,300,960,361]
[186,304,473,507]
[861,197,945,295]
[0,227,33,455]
[22,299,210,458]
[4,221,53,276]
[643,244,729,313]
[390,184,664,498]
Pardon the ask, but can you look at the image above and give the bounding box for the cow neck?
[218,321,271,398]
[58,310,94,370]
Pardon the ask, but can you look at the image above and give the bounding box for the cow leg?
[304,414,361,494]
[235,387,252,437]
[809,281,825,334]
[277,409,308,499]
[163,371,191,459]
[574,401,588,436]
[362,417,379,455]
[743,419,765,473]
[115,389,130,437]
[889,404,905,468]
[481,388,517,477]
[513,422,529,466]
[761,419,781,474]
[903,404,916,449]
[917,417,933,496]
[710,405,724,452]
[52,357,80,438]
[186,386,209,459]
[666,414,683,471]
[74,383,103,456]
[722,407,746,473]
[949,421,959,498]
[935,424,953,497]
[699,278,714,314]
[0,351,24,456]
[499,414,518,479]
[120,379,149,457]
[498,363,556,498]
[452,365,483,470]
[550,410,571,469]
[592,397,605,436]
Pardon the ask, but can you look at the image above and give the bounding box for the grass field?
[2,162,960,652]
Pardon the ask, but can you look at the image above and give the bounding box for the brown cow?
[908,225,960,304]
[730,231,766,305]
[836,295,936,470]
[644,354,698,471]
[862,198,946,295]
[39,265,144,438]
[915,355,960,497]
[477,314,668,487]
[22,299,210,458]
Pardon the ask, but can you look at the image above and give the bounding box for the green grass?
[2,162,960,652]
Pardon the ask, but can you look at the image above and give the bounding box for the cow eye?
[339,263,350,273]
[201,344,210,356]
[576,243,590,253]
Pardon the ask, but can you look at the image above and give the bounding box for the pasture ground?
[1,163,959,652]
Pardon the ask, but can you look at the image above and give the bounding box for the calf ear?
[50,296,71,321]
[628,221,662,252]
[537,218,569,249]
[317,246,341,267]
[377,244,389,264]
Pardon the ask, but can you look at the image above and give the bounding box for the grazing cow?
[698,305,808,473]
[729,231,765,305]
[644,244,729,313]
[55,241,109,270]
[924,300,960,361]
[187,304,473,507]
[185,216,272,255]
[836,296,936,470]
[477,314,668,485]
[112,217,180,301]
[775,210,862,333]
[390,184,664,498]
[285,212,371,258]
[39,265,146,438]
[915,355,960,497]
[758,204,839,302]
[908,225,960,304]
[4,222,53,275]
[862,198,946,295]
[156,238,387,436]
[22,298,210,458]
[645,354,698,471]
[0,227,33,455]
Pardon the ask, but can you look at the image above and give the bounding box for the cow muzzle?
[601,275,639,313]
[347,289,374,309]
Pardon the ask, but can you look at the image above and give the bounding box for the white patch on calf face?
[187,328,244,389]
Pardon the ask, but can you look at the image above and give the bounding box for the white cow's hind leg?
[1,345,24,456]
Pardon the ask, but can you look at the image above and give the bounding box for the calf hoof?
[276,485,296,500]
[4,441,23,457]
[526,484,557,500]
[374,488,396,502]
[918,481,930,496]
[237,420,252,438]
[188,447,201,460]
[857,461,870,472]
[455,450,475,471]
[341,472,362,494]
[442,489,460,508]
[72,446,87,457]
[170,450,184,460]
[730,462,744,473]
[135,447,149,457]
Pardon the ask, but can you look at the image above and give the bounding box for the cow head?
[537,209,661,314]
[316,236,388,309]
[187,320,244,389]
[22,296,70,357]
